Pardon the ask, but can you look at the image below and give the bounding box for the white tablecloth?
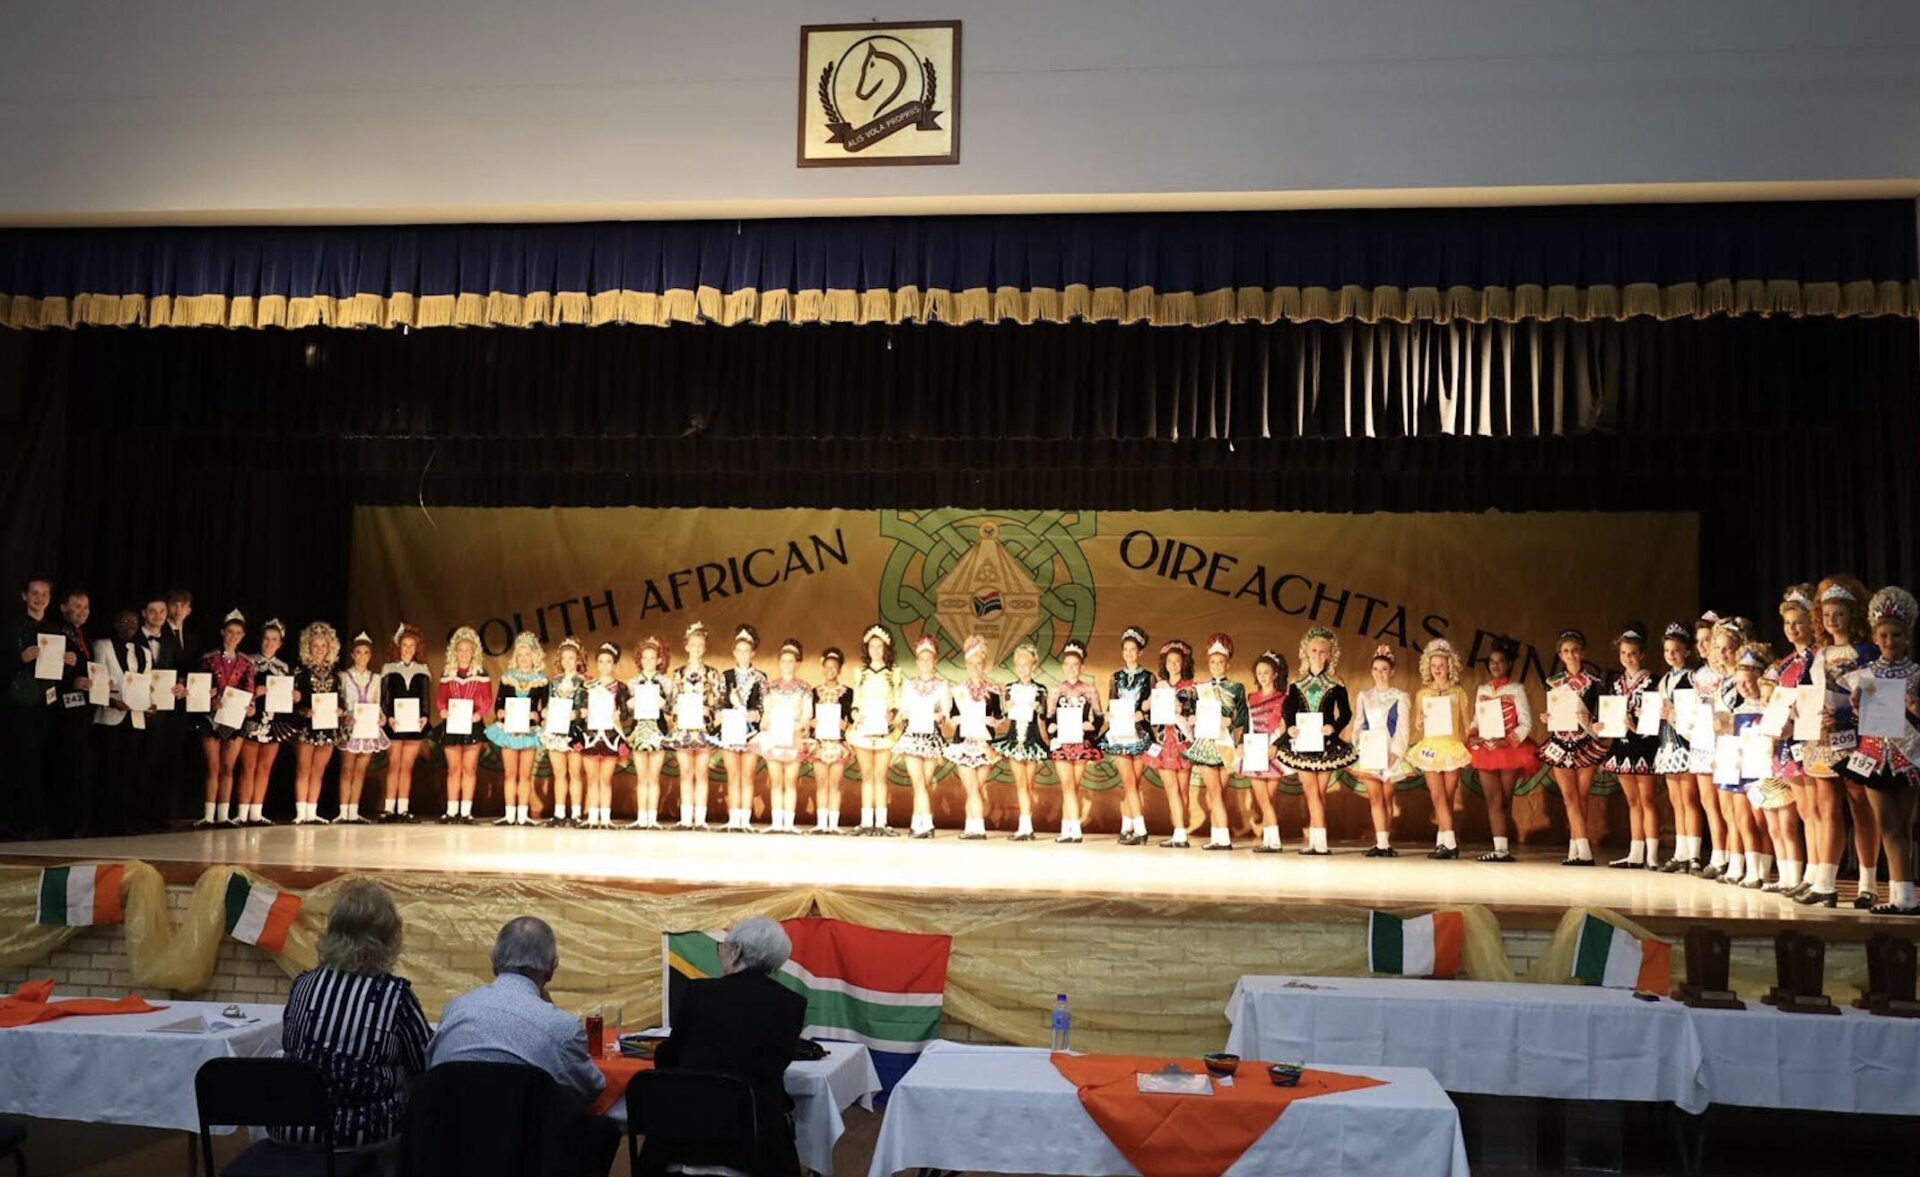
[608,1037,881,1175]
[868,1041,1467,1177]
[0,1000,284,1131]
[1227,974,1920,1116]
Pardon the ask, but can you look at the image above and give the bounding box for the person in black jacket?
[654,918,807,1177]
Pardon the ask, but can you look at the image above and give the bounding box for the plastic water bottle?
[1050,993,1072,1051]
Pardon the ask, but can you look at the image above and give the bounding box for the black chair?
[194,1057,377,1177]
[624,1070,760,1177]
[398,1061,569,1177]
[0,1119,24,1177]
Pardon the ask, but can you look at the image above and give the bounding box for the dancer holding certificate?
[758,639,813,834]
[895,635,951,839]
[1542,630,1607,865]
[236,618,293,826]
[485,632,547,826]
[665,622,720,830]
[1602,625,1662,869]
[193,610,255,827]
[992,643,1050,841]
[1238,650,1291,853]
[943,634,1003,841]
[543,637,588,826]
[716,626,768,832]
[808,648,854,834]
[1353,646,1414,857]
[1276,627,1355,856]
[1099,626,1156,845]
[1048,641,1105,844]
[290,621,342,825]
[1468,638,1537,863]
[335,632,386,823]
[848,624,902,835]
[1407,639,1471,860]
[380,624,431,822]
[625,636,670,829]
[579,641,628,828]
[1185,634,1247,851]
[1146,639,1198,848]
[1843,587,1920,915]
[436,626,492,824]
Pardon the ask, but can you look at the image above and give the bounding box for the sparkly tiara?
[1121,626,1149,647]
[862,624,892,646]
[1819,583,1856,604]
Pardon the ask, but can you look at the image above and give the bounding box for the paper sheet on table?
[632,683,662,720]
[310,692,339,730]
[1107,698,1137,744]
[1358,728,1390,772]
[1475,697,1506,739]
[1293,712,1324,753]
[1672,688,1699,736]
[675,692,705,732]
[1056,703,1085,745]
[958,697,988,741]
[1241,730,1271,773]
[587,687,616,731]
[265,675,294,716]
[1546,688,1580,733]
[151,669,177,711]
[185,673,212,713]
[1758,688,1794,738]
[445,698,474,736]
[214,686,249,729]
[351,702,380,741]
[547,698,574,735]
[720,708,749,747]
[393,697,422,733]
[905,693,938,735]
[504,695,531,733]
[1008,684,1038,726]
[87,662,109,706]
[34,634,64,680]
[1635,694,1664,736]
[815,702,842,741]
[1195,695,1224,740]
[1596,695,1628,739]
[1740,731,1774,779]
[765,698,800,746]
[1689,708,1718,749]
[1421,694,1455,738]
[1712,736,1741,785]
[1859,679,1908,739]
[123,672,152,713]
[1792,685,1824,742]
[1148,686,1177,726]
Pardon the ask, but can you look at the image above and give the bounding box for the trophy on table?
[1675,927,1744,1010]
[1765,931,1838,1014]
[1861,935,1920,1018]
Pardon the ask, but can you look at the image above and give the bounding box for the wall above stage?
[3,0,1918,225]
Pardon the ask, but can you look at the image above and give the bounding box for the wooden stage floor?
[2,823,1904,935]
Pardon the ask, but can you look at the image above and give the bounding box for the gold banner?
[348,507,1695,691]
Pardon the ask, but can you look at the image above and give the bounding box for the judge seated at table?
[654,917,808,1177]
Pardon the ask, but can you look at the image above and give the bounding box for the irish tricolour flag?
[666,917,951,1093]
[224,874,303,953]
[35,864,125,926]
[1572,915,1673,991]
[1367,910,1464,977]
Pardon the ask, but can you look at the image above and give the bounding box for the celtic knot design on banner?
[876,510,1096,677]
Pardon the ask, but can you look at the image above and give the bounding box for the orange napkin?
[1051,1053,1384,1177]
[589,1052,654,1115]
[1,979,162,1029]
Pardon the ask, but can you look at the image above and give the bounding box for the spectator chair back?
[625,1070,761,1177]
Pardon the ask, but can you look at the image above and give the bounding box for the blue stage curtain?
[1,201,1913,330]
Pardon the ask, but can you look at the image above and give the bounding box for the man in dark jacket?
[654,918,807,1176]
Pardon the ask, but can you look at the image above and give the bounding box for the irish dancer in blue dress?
[758,639,813,834]
[1844,587,1920,915]
[1100,626,1156,845]
[808,648,854,834]
[1810,575,1882,907]
[1186,634,1248,851]
[717,625,767,832]
[992,642,1050,842]
[1277,627,1355,856]
[485,631,547,826]
[1353,647,1414,857]
[1049,641,1105,844]
[895,635,952,839]
[544,637,587,826]
[849,625,901,836]
[665,622,720,830]
[625,636,669,829]
[943,634,1004,841]
[335,632,387,823]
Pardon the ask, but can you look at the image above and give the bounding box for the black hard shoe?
[1477,850,1514,863]
[1561,856,1594,867]
[1657,857,1687,874]
[959,831,986,841]
[1429,846,1459,860]
[1855,892,1878,910]
[1203,841,1233,851]
[1011,831,1035,842]
[1793,889,1838,908]
[1300,847,1332,857]
[912,829,934,840]
[1870,903,1920,917]
[1253,843,1282,854]
[1608,857,1641,869]
[1159,837,1189,848]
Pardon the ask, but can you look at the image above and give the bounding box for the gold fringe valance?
[2,278,1912,331]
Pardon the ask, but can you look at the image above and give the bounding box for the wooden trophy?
[1867,936,1920,1018]
[1854,933,1891,1010]
[1676,927,1744,1009]
[1773,932,1838,1014]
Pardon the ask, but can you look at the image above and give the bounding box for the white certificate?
[632,682,663,720]
[1740,731,1774,779]
[815,701,843,741]
[546,698,573,735]
[33,634,64,680]
[1056,702,1085,745]
[1109,701,1137,746]
[1712,736,1741,785]
[122,672,152,713]
[1148,686,1177,726]
[350,702,381,741]
[504,695,532,733]
[1195,695,1224,740]
[1758,688,1794,738]
[1859,678,1908,739]
[1792,684,1824,742]
[1357,728,1390,773]
[906,692,938,735]
[859,680,890,734]
[1688,707,1718,749]
[310,691,340,730]
[1008,684,1038,726]
[87,662,109,706]
[1635,695,1664,737]
[1596,695,1628,739]
[1475,698,1506,740]
[720,707,749,746]
[1241,731,1271,773]
[150,669,177,711]
[1672,688,1699,734]
[1421,695,1455,738]
[1293,712,1325,753]
[214,685,250,729]
[1546,688,1580,734]
[765,697,800,746]
[185,672,213,713]
[265,675,295,716]
[958,697,989,741]
[675,691,705,732]
[393,697,422,734]
[587,687,616,731]
[445,697,474,736]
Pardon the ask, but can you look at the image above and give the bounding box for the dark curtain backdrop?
[2,316,1914,642]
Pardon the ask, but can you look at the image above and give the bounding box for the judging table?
[868,1040,1468,1177]
[1225,975,1920,1116]
[0,1000,284,1132]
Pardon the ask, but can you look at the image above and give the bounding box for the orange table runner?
[0,979,163,1029]
[1050,1053,1385,1177]
[590,1051,653,1115]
